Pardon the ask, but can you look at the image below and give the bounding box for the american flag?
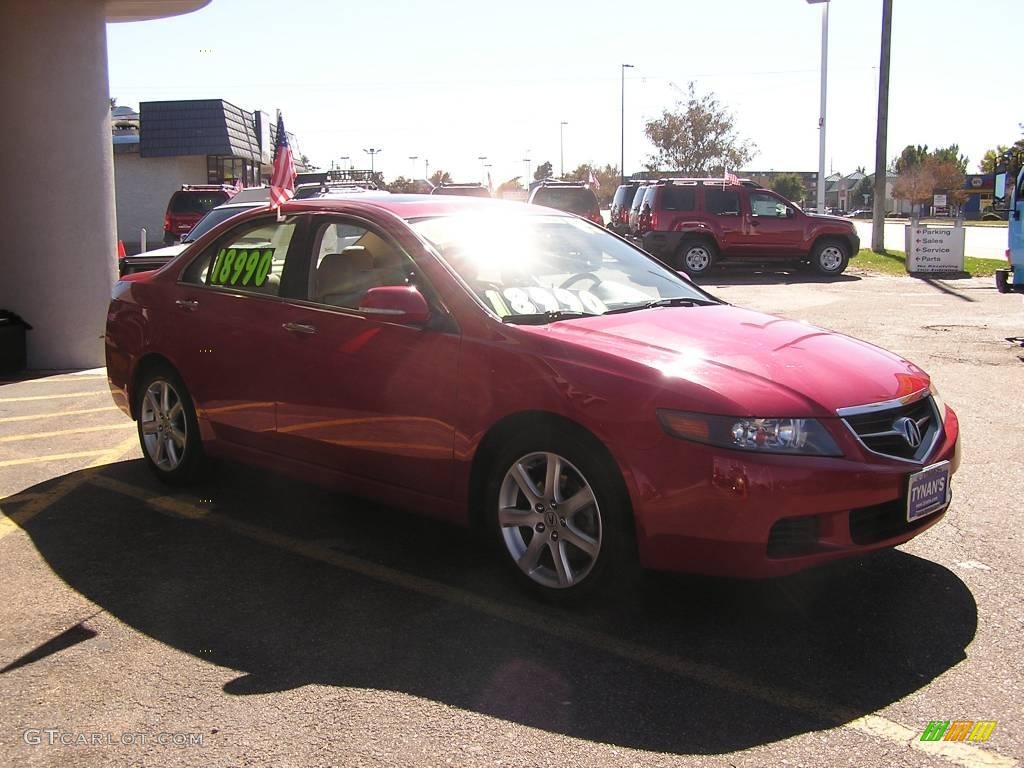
[725,170,741,185]
[270,111,296,209]
[586,168,600,191]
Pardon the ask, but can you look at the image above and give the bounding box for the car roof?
[277,194,546,220]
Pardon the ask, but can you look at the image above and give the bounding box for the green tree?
[931,144,968,174]
[560,163,620,205]
[771,173,805,204]
[386,176,420,193]
[980,146,1008,173]
[429,169,452,186]
[892,144,930,174]
[643,82,756,175]
[854,175,874,207]
[533,161,553,181]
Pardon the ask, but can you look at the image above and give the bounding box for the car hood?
[122,243,187,260]
[523,305,929,416]
[806,213,851,224]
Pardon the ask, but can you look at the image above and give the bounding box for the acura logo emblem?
[894,416,922,448]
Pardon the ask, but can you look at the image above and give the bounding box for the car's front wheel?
[676,239,717,276]
[811,239,850,275]
[486,431,635,604]
[135,364,206,485]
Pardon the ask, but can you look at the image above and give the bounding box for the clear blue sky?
[107,0,1022,184]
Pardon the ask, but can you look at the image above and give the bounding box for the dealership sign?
[905,224,965,272]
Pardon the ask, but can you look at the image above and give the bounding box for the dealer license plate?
[906,461,951,522]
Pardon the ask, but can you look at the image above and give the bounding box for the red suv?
[638,179,860,276]
[163,185,235,245]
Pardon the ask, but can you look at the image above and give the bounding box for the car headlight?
[657,409,843,457]
[929,383,948,424]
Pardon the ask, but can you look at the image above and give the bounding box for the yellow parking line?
[0,391,108,403]
[0,436,138,542]
[0,450,110,468]
[84,474,1015,768]
[0,423,134,443]
[12,375,106,384]
[0,406,119,424]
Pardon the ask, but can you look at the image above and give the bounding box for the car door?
[701,186,748,254]
[272,214,461,500]
[167,213,306,453]
[745,190,805,257]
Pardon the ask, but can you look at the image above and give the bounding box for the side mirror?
[358,286,430,325]
[994,170,1008,212]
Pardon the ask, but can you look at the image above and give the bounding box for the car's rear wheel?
[811,239,850,275]
[486,431,636,605]
[136,364,205,485]
[676,239,717,276]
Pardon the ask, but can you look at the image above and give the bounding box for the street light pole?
[621,64,634,186]
[806,0,830,213]
[408,155,418,178]
[363,148,381,174]
[477,155,487,184]
[523,156,531,183]
[872,0,893,252]
[560,121,568,177]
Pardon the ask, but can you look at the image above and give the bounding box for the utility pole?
[621,64,634,186]
[872,0,893,252]
[560,121,568,177]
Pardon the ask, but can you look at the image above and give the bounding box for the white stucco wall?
[113,153,207,251]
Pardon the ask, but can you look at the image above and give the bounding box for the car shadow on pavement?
[694,268,862,287]
[8,459,977,756]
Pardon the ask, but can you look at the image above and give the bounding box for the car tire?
[135,363,206,485]
[810,239,850,275]
[485,428,637,606]
[676,239,717,277]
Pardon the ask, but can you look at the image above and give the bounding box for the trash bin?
[0,310,32,374]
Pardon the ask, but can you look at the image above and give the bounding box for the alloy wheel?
[497,451,602,589]
[140,379,188,471]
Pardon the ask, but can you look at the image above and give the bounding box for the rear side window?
[661,186,696,211]
[533,187,597,214]
[630,187,648,212]
[182,217,297,298]
[640,186,658,209]
[169,192,228,215]
[612,185,637,207]
[705,188,740,215]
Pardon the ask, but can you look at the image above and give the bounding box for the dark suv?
[638,178,860,275]
[609,182,641,234]
[163,185,234,245]
[528,181,602,225]
[431,183,491,198]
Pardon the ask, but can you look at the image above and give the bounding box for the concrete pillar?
[0,0,117,369]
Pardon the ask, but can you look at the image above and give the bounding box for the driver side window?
[750,192,787,217]
[307,220,414,310]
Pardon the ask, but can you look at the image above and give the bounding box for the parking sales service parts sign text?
[905,223,966,273]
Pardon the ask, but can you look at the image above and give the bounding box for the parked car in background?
[431,183,491,198]
[639,178,861,276]
[122,199,267,276]
[527,180,602,225]
[627,182,651,235]
[162,184,236,245]
[609,182,641,234]
[845,209,873,219]
[106,195,958,604]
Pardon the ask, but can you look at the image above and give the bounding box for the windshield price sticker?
[210,248,274,287]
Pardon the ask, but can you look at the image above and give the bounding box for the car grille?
[767,515,821,558]
[849,498,941,545]
[840,395,938,462]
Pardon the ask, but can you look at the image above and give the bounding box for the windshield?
[411,213,713,319]
[184,205,261,242]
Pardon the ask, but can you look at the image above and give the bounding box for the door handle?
[282,322,317,334]
[175,299,199,311]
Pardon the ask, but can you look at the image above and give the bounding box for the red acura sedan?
[105,195,960,602]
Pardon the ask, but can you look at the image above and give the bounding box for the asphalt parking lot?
[1,269,1021,768]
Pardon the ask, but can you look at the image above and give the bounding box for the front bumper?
[627,409,961,578]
